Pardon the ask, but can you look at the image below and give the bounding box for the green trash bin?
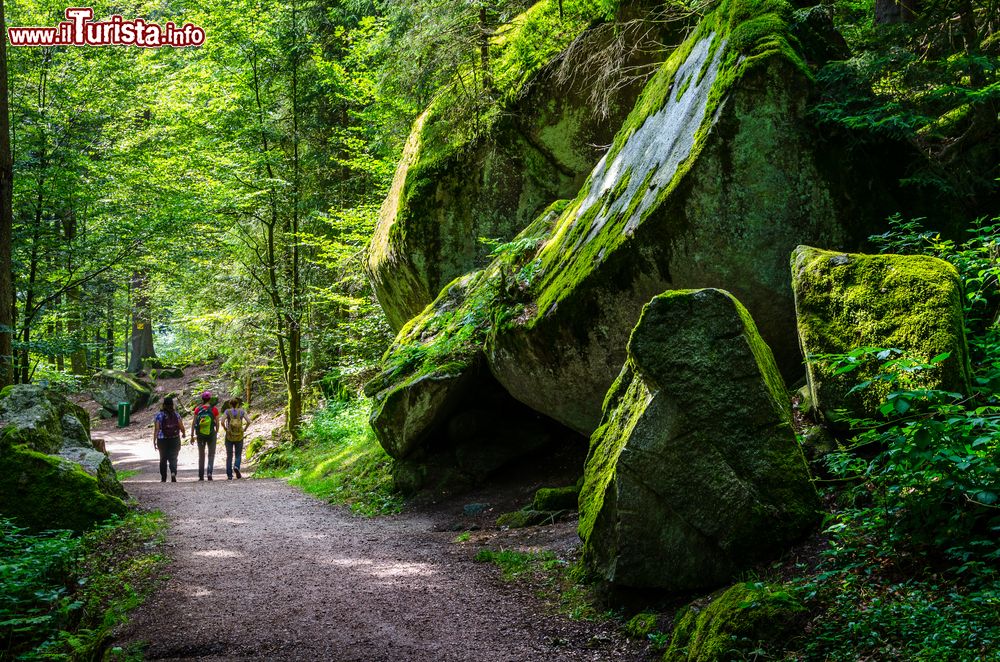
[117,402,131,428]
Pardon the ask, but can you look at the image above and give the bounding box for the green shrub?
[255,399,403,516]
[0,511,166,660]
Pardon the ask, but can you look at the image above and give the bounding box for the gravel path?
[105,425,648,661]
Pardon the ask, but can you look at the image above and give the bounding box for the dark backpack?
[195,405,216,438]
[160,411,180,438]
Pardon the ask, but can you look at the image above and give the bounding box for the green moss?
[664,583,805,661]
[496,509,551,528]
[792,246,972,422]
[0,444,127,533]
[532,485,580,511]
[505,0,809,322]
[625,611,659,639]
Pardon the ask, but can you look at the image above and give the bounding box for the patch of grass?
[473,548,611,622]
[0,510,167,660]
[116,469,140,481]
[255,399,403,517]
[452,531,471,543]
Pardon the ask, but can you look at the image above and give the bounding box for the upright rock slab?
[0,385,127,531]
[578,289,818,590]
[792,245,971,422]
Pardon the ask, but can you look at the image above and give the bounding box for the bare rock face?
[578,289,819,590]
[0,385,127,532]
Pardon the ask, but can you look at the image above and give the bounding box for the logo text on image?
[7,7,205,48]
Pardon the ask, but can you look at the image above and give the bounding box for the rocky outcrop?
[578,289,818,590]
[90,369,153,415]
[0,385,127,532]
[664,583,806,661]
[366,0,656,330]
[792,245,971,423]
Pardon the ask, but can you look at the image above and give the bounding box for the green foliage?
[255,399,403,516]
[0,511,166,661]
[792,215,1000,661]
[813,1,999,198]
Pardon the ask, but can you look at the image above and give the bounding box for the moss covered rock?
[579,289,818,590]
[664,583,805,661]
[480,0,901,435]
[532,485,580,511]
[791,245,972,423]
[89,369,152,415]
[0,385,127,532]
[366,205,567,462]
[366,0,654,330]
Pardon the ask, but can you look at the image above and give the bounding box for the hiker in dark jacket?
[192,391,220,481]
[153,396,186,482]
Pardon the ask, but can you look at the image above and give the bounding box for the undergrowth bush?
[0,511,166,661]
[255,399,402,516]
[792,216,1000,660]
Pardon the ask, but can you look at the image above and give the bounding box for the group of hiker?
[152,391,251,482]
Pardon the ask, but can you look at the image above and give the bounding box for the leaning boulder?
[89,369,153,415]
[366,0,655,330]
[481,0,906,435]
[0,385,127,531]
[578,289,819,590]
[791,245,971,423]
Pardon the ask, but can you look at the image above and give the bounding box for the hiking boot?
[234,468,242,479]
[161,477,166,482]
[207,474,213,481]
[171,473,177,482]
[199,476,204,481]
[227,476,233,480]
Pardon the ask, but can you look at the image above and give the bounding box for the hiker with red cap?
[192,391,220,481]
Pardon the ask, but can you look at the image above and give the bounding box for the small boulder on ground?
[792,245,971,423]
[89,369,153,415]
[579,289,819,590]
[0,385,127,531]
[664,583,806,661]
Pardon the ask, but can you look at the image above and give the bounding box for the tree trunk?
[875,0,918,24]
[0,0,13,388]
[105,284,115,369]
[126,271,156,373]
[62,210,87,374]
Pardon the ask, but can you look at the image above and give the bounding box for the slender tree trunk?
[126,271,156,373]
[287,0,303,438]
[479,6,491,90]
[61,208,87,374]
[0,0,13,388]
[105,280,115,369]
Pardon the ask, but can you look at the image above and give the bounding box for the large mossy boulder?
[578,289,819,590]
[366,205,567,463]
[89,369,152,415]
[366,0,656,330]
[792,245,971,423]
[664,583,806,661]
[0,385,127,532]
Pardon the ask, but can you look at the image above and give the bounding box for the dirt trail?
[105,419,646,661]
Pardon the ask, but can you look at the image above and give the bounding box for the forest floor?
[91,375,650,661]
